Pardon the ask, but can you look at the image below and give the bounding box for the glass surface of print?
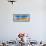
[13,14,31,22]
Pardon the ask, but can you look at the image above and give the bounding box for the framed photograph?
[13,14,30,22]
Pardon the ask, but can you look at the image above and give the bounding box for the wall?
[0,0,46,41]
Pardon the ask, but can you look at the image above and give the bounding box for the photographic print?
[13,14,30,22]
